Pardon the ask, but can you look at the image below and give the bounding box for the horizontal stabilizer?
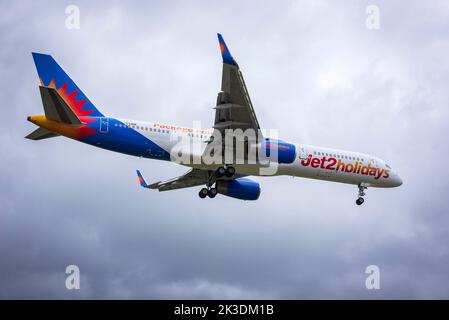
[39,86,82,124]
[25,127,60,140]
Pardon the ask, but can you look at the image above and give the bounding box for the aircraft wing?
[214,34,261,134]
[137,35,261,195]
[136,169,210,192]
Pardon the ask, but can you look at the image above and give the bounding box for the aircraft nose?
[393,173,403,187]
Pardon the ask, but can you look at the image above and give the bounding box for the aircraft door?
[298,146,308,160]
[99,117,109,133]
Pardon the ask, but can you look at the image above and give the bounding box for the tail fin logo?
[32,52,104,118]
[45,80,93,119]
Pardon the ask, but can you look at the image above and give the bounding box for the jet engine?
[261,139,296,164]
[216,178,261,200]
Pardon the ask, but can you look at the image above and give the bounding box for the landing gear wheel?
[356,197,365,206]
[225,166,235,177]
[208,188,217,198]
[356,184,367,206]
[199,188,208,199]
[216,167,226,178]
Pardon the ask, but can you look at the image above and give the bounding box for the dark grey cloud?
[1,0,449,299]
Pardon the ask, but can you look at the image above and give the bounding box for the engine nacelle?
[261,139,296,164]
[216,178,261,201]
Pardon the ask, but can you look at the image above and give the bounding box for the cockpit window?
[385,164,392,169]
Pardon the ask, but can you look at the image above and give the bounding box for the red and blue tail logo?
[32,52,104,118]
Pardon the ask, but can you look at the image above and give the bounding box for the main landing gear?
[198,166,236,199]
[215,165,235,178]
[356,184,368,206]
[199,187,217,199]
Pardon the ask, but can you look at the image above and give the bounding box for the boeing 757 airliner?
[26,34,402,205]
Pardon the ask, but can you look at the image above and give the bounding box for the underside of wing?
[214,34,261,134]
[146,169,210,192]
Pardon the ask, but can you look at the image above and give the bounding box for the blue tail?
[32,52,104,117]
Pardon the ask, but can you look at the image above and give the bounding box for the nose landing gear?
[356,184,368,206]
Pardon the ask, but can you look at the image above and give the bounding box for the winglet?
[217,33,238,66]
[136,170,149,188]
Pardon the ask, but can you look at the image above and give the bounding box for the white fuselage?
[116,119,403,188]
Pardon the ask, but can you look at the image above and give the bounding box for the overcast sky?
[1,0,449,299]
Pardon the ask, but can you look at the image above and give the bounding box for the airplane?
[26,33,402,205]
